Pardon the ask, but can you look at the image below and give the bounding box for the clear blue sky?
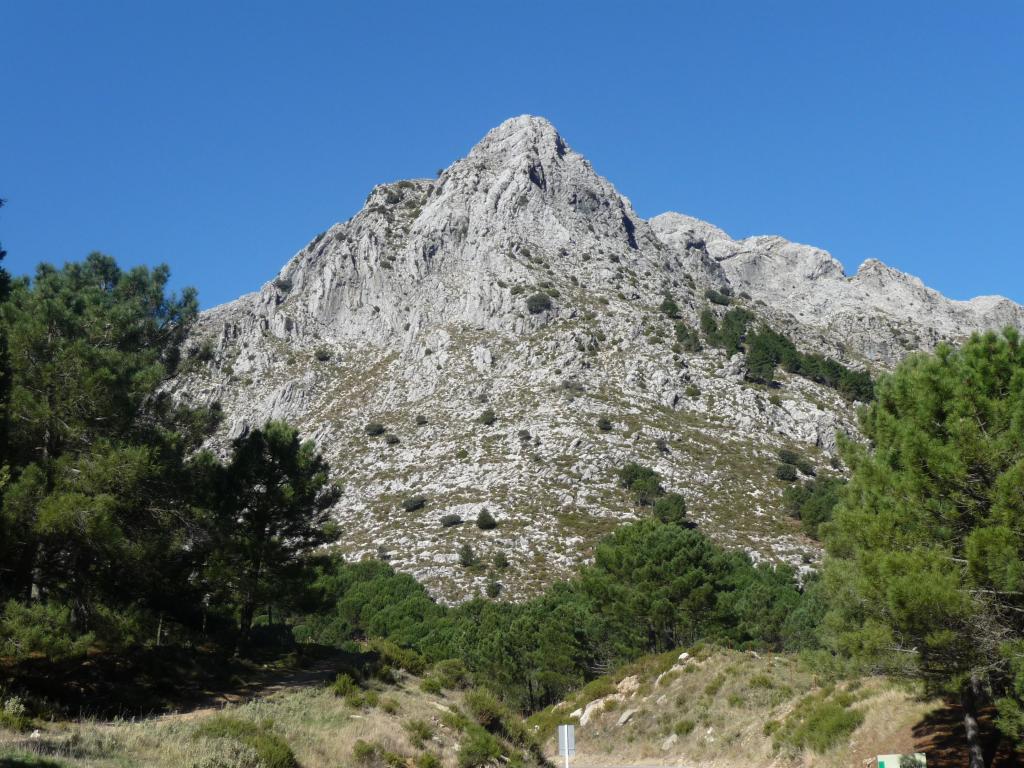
[2,1,1021,307]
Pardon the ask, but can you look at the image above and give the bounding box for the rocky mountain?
[173,116,1024,601]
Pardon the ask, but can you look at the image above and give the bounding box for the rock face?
[650,212,1024,364]
[173,115,1023,601]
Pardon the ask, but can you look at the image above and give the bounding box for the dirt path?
[148,654,341,723]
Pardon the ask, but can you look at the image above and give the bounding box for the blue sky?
[2,1,1021,307]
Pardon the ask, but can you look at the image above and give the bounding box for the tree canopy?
[823,329,1024,767]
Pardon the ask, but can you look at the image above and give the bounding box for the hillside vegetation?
[1,200,1023,766]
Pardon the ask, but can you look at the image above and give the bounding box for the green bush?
[673,718,696,737]
[618,462,663,506]
[416,753,442,768]
[465,687,505,729]
[402,495,428,512]
[420,677,443,695]
[193,715,298,768]
[772,692,865,754]
[415,414,428,425]
[441,514,463,528]
[794,457,816,476]
[653,492,688,526]
[404,718,435,748]
[458,543,477,568]
[675,322,702,352]
[485,581,502,598]
[659,295,681,318]
[493,551,510,569]
[457,729,503,768]
[435,658,470,689]
[705,288,731,306]
[0,600,94,661]
[331,673,357,697]
[0,695,30,732]
[775,464,798,482]
[477,408,496,426]
[782,477,846,539]
[777,449,799,466]
[385,434,401,446]
[370,638,427,674]
[526,293,552,314]
[476,509,497,530]
[596,416,613,431]
[314,346,332,362]
[365,422,386,436]
[352,739,377,765]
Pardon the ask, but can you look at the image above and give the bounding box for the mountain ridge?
[173,115,1023,600]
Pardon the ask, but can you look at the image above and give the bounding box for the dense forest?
[0,240,1021,767]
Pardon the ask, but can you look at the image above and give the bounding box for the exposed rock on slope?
[173,115,1022,600]
[651,212,1024,364]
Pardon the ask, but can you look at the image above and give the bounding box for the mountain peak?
[468,115,568,166]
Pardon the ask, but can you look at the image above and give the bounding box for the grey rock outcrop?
[172,116,1022,600]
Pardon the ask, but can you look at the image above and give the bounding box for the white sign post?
[557,724,576,768]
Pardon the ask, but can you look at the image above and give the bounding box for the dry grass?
[534,646,939,768]
[0,671,471,768]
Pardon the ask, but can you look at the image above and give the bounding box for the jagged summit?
[176,116,1023,601]
[467,115,567,164]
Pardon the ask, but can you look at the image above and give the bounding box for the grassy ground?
[0,655,540,768]
[529,646,1023,768]
[6,647,1020,768]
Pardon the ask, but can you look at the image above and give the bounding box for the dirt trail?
[148,655,341,723]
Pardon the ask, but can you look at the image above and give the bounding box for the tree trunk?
[961,674,988,768]
[239,600,255,645]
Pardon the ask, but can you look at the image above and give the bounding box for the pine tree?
[0,254,206,646]
[196,420,339,644]
[823,330,1024,767]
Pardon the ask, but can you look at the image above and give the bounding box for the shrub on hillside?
[477,408,496,426]
[0,695,30,732]
[458,543,477,568]
[705,288,731,306]
[526,293,552,314]
[596,416,613,432]
[659,295,681,318]
[435,658,470,689]
[0,600,94,661]
[440,514,463,528]
[364,422,386,436]
[331,673,357,697]
[402,495,427,512]
[420,677,443,695]
[777,449,800,466]
[794,457,816,476]
[618,462,663,506]
[193,715,297,768]
[653,492,689,526]
[772,691,865,754]
[404,719,435,749]
[476,509,497,530]
[457,729,503,768]
[776,464,798,482]
[465,687,506,729]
